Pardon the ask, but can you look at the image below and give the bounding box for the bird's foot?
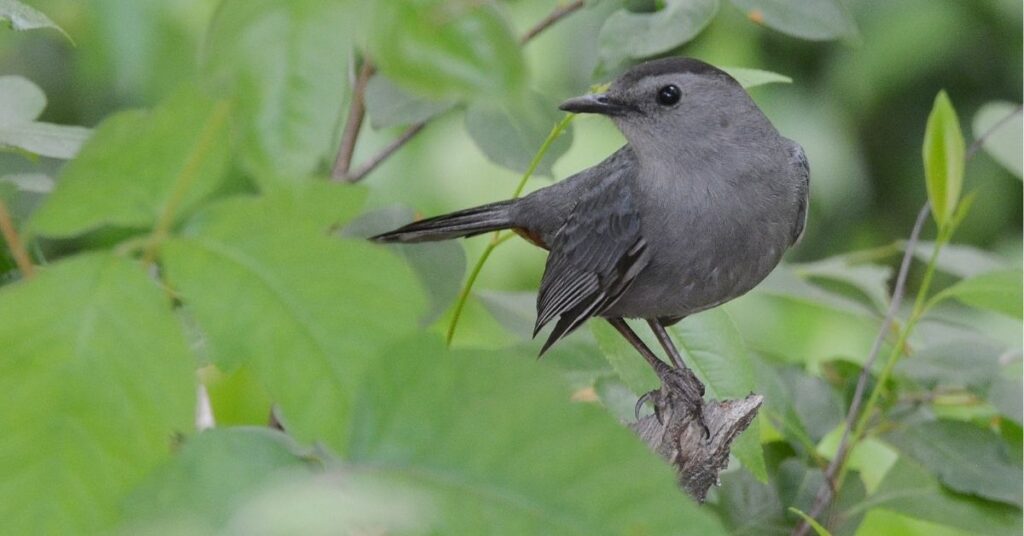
[647,366,710,439]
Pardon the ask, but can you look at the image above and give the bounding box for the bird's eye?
[656,84,681,106]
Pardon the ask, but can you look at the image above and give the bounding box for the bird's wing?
[788,141,810,245]
[534,166,649,354]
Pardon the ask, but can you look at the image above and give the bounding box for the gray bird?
[373,57,808,418]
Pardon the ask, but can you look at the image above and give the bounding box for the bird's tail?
[370,200,516,243]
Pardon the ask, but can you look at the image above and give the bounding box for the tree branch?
[0,199,35,279]
[335,0,587,183]
[332,60,376,182]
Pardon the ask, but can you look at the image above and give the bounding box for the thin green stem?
[445,114,575,346]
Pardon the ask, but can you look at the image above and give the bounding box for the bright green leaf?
[599,0,719,67]
[972,101,1022,179]
[0,253,195,534]
[729,0,857,40]
[0,0,72,41]
[368,0,525,99]
[161,190,425,453]
[932,269,1023,319]
[855,509,977,536]
[669,309,767,482]
[202,0,351,178]
[591,320,659,396]
[31,86,231,238]
[922,90,965,228]
[465,91,573,176]
[788,507,833,536]
[721,67,793,89]
[888,420,1022,506]
[817,425,898,493]
[364,74,454,130]
[344,334,728,534]
[121,428,315,531]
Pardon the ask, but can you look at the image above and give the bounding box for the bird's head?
[559,57,768,162]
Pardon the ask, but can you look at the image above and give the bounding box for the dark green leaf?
[895,339,1003,390]
[0,253,195,534]
[344,334,729,534]
[932,269,1023,319]
[31,86,231,238]
[0,0,71,41]
[202,0,351,178]
[728,0,856,40]
[599,0,719,67]
[364,74,454,130]
[369,0,525,99]
[972,101,1022,179]
[848,457,1022,535]
[669,309,767,482]
[465,91,573,175]
[989,375,1023,426]
[888,420,1022,506]
[922,90,965,228]
[162,189,424,452]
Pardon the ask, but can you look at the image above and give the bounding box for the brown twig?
[0,199,35,279]
[335,0,587,183]
[332,60,376,182]
[518,0,585,45]
[794,104,1024,535]
[793,202,930,536]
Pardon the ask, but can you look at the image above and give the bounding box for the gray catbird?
[373,57,809,418]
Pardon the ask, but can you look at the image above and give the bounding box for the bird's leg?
[608,319,707,436]
[646,319,709,438]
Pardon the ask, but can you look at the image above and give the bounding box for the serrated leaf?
[202,0,351,178]
[368,0,525,99]
[848,458,1022,535]
[343,334,728,534]
[972,101,1022,179]
[720,67,792,89]
[599,0,718,67]
[0,0,71,41]
[121,428,316,531]
[364,74,454,130]
[888,420,1023,506]
[465,91,573,175]
[932,269,1023,319]
[669,309,767,482]
[0,253,194,534]
[31,86,231,238]
[729,0,856,40]
[161,189,425,452]
[922,90,965,228]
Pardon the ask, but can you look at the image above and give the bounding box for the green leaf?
[598,0,719,67]
[989,375,1023,426]
[972,101,1022,179]
[368,0,525,99]
[0,0,72,41]
[888,420,1022,506]
[846,458,1022,535]
[591,320,659,396]
[31,86,231,238]
[932,269,1023,319]
[202,0,352,178]
[856,510,977,536]
[720,67,793,89]
[121,428,315,531]
[344,334,729,534]
[817,425,899,493]
[0,75,91,159]
[895,339,1003,390]
[669,309,767,482]
[788,507,833,536]
[161,189,425,452]
[728,0,856,40]
[913,241,1009,278]
[795,255,894,312]
[364,74,454,130]
[0,253,195,534]
[922,90,966,228]
[465,91,573,176]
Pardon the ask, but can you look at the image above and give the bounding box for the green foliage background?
[0,0,1021,534]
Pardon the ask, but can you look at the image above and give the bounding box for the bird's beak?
[558,93,634,116]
